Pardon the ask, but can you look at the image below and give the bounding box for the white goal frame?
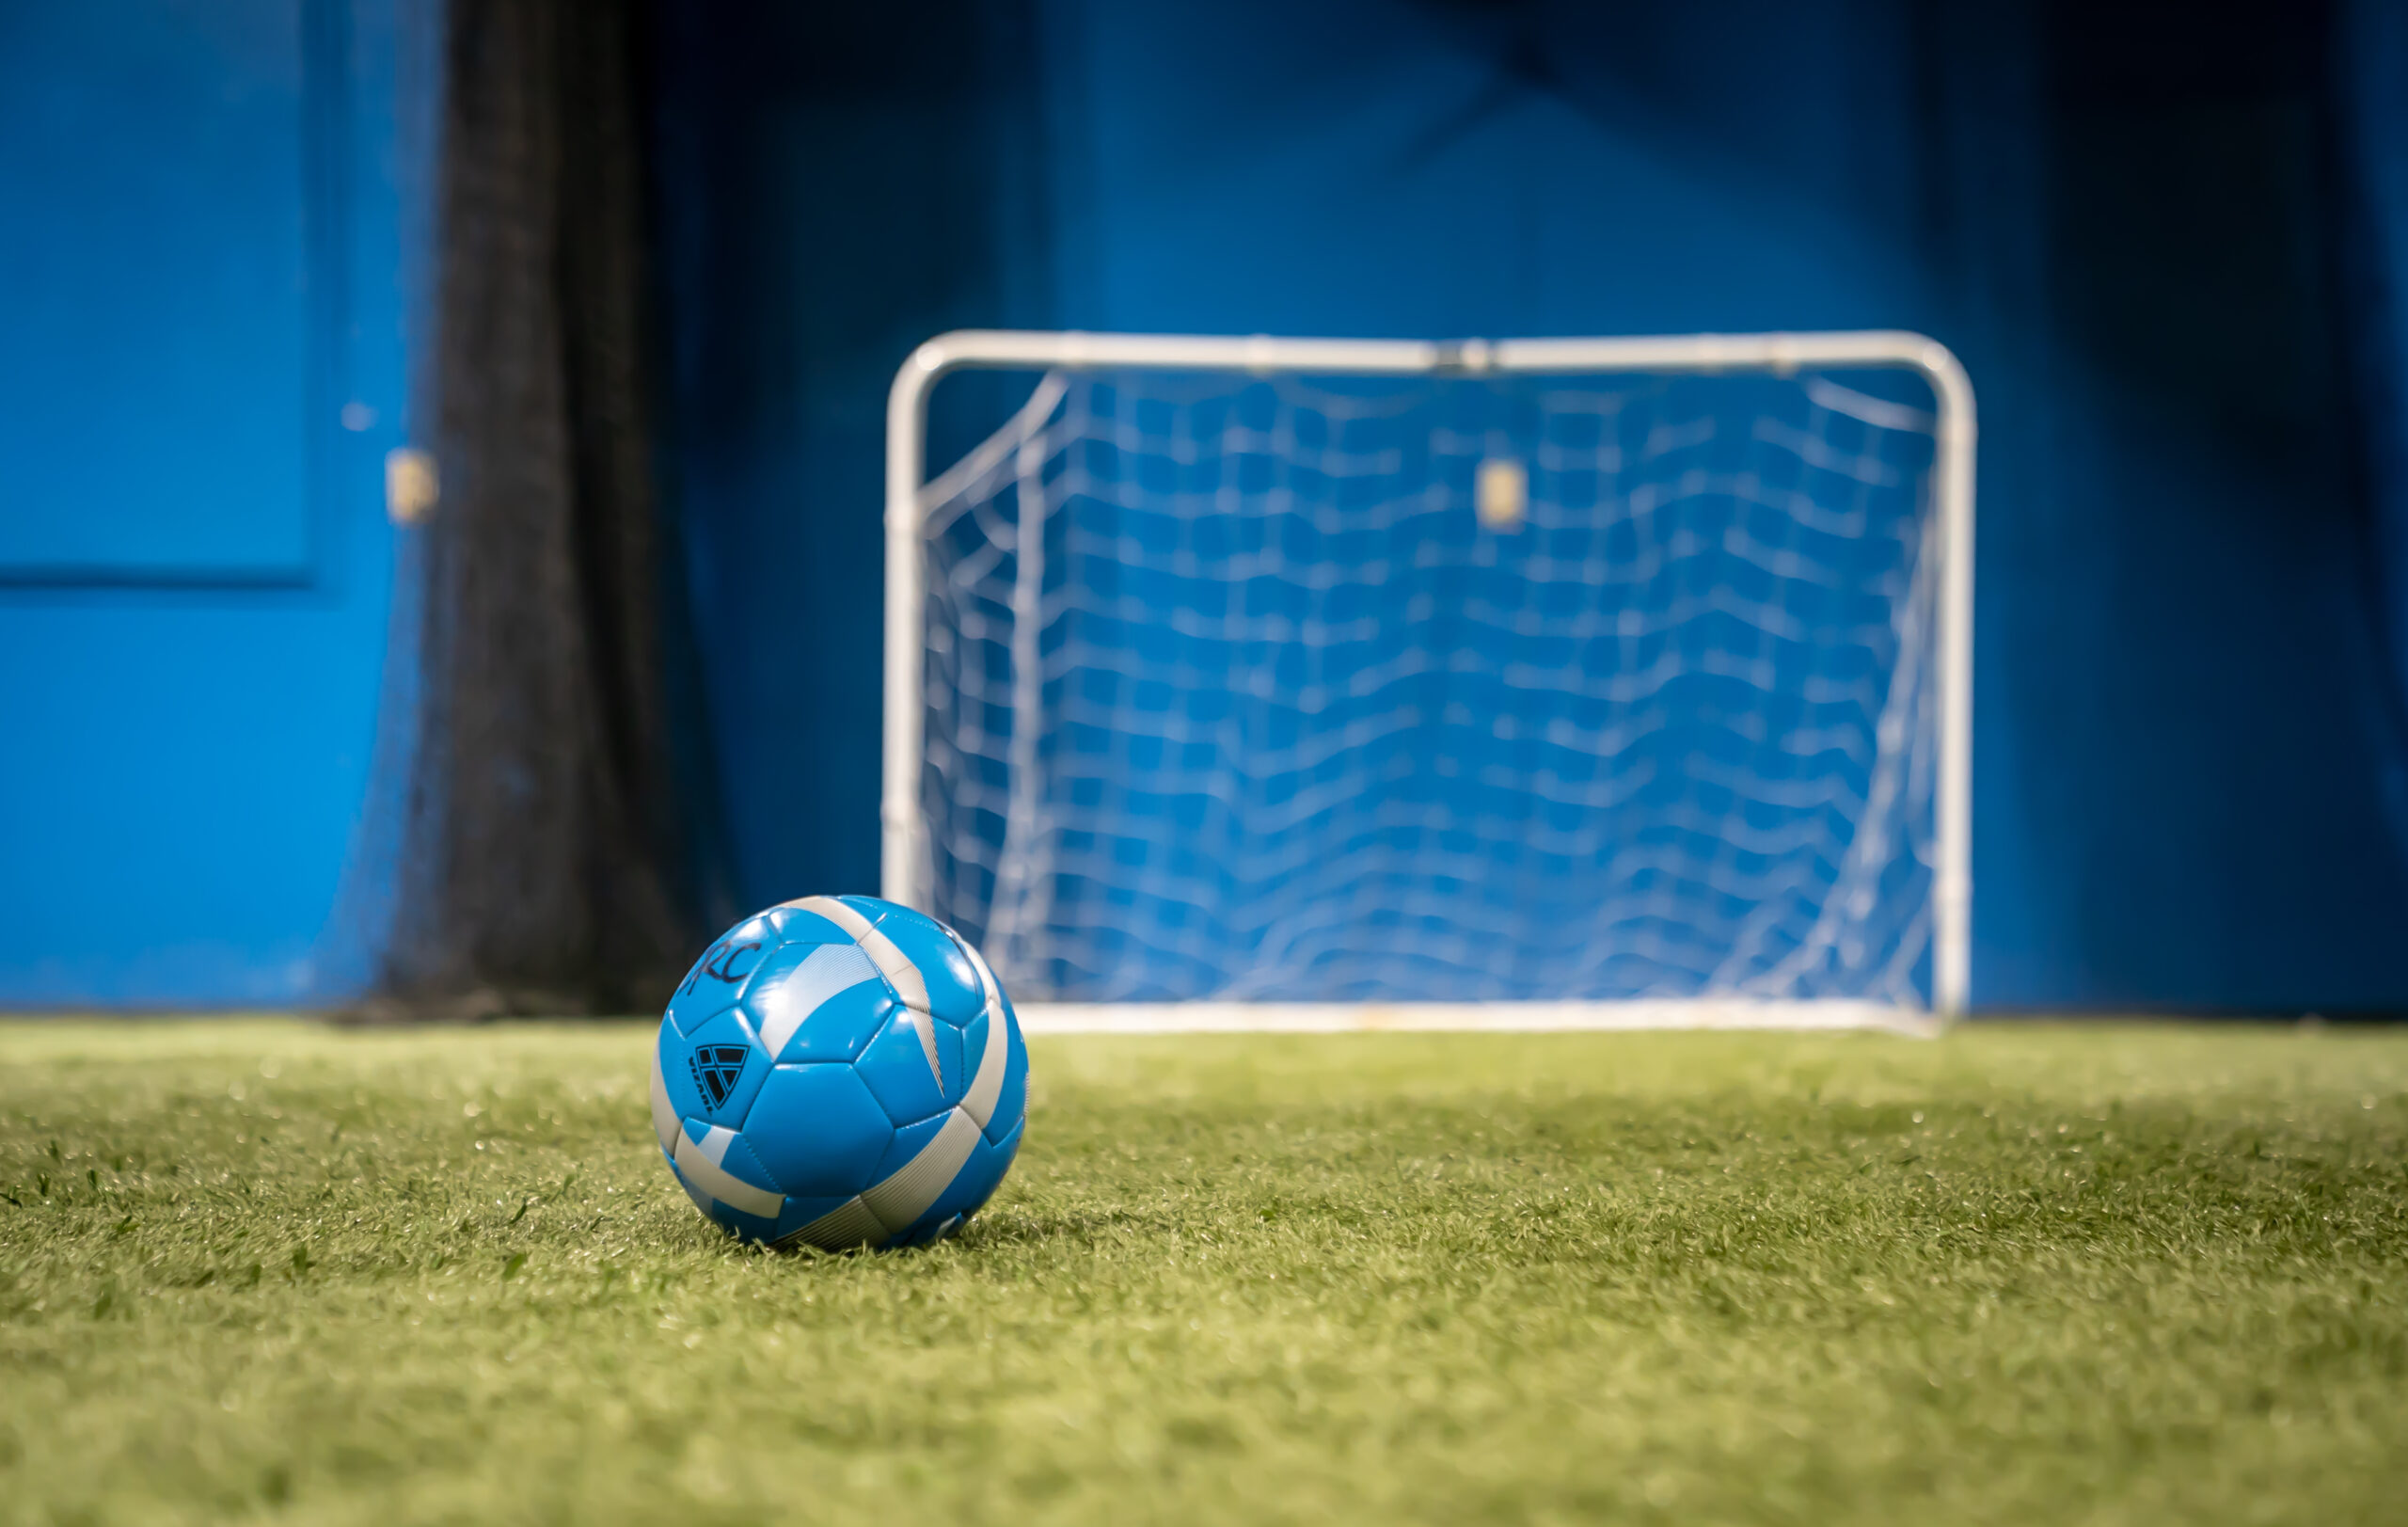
[884,330,1976,1034]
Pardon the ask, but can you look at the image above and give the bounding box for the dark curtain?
[364,0,721,1017]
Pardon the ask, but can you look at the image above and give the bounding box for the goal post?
[884,330,1975,1032]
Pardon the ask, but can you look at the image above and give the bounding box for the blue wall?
[2345,0,2408,790]
[0,0,421,1006]
[6,0,2402,1010]
[657,0,2408,1011]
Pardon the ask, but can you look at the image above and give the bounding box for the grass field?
[2,1021,2404,1525]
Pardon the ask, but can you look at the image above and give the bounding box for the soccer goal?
[884,331,1974,1035]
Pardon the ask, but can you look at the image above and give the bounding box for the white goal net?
[888,333,1973,1026]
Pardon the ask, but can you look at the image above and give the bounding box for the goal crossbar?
[885,329,1976,1026]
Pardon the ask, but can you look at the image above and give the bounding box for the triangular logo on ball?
[689,1044,750,1109]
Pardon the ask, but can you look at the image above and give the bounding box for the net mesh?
[921,367,1940,1007]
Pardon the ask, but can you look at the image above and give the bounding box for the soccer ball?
[648,895,1028,1249]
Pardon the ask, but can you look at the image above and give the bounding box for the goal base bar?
[1016,999,1942,1039]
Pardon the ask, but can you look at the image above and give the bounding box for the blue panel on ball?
[920,1113,1025,1236]
[985,1014,1029,1145]
[743,1062,895,1199]
[886,1115,1024,1248]
[864,906,986,1026]
[716,1128,784,1197]
[677,1007,770,1128]
[867,1109,951,1185]
[664,991,737,1041]
[855,1009,952,1126]
[668,915,777,1034]
[960,1011,990,1106]
[767,905,850,946]
[656,1020,710,1122]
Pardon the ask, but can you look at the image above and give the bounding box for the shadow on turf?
[958,1207,1172,1249]
[701,1208,1167,1260]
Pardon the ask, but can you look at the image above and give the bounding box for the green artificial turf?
[2,1021,2405,1526]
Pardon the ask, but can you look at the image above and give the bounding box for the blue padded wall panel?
[0,0,420,1007]
[0,1,322,581]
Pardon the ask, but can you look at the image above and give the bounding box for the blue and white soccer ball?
[649,895,1028,1249]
